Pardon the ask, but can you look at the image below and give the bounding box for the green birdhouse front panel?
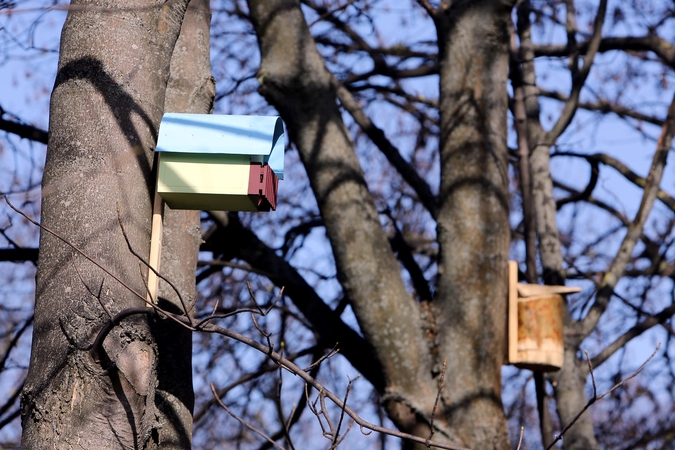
[155,114,284,212]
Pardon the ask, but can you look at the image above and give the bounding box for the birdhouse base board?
[159,192,265,212]
[513,337,564,371]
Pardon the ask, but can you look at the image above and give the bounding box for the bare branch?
[3,196,187,334]
[427,357,447,443]
[331,375,357,448]
[115,203,192,319]
[578,92,675,338]
[545,0,608,144]
[0,107,48,144]
[545,343,661,450]
[331,75,438,218]
[534,35,675,69]
[554,151,675,212]
[509,20,538,283]
[307,0,357,28]
[0,247,38,262]
[207,214,385,391]
[415,0,436,17]
[591,302,675,368]
[210,383,287,450]
[199,322,471,450]
[538,89,664,126]
[0,316,33,371]
[515,427,524,450]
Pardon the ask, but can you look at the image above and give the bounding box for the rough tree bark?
[517,2,602,448]
[151,0,215,448]
[246,0,438,440]
[20,1,194,448]
[432,1,513,447]
[246,0,513,448]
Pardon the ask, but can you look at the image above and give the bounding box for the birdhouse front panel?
[507,261,581,372]
[155,113,284,212]
[515,293,564,372]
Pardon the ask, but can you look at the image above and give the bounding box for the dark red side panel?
[247,163,279,211]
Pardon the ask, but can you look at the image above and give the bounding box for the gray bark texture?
[20,1,195,449]
[516,3,600,448]
[433,1,513,447]
[152,0,215,448]
[247,0,513,448]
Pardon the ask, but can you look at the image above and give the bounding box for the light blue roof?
[156,113,285,179]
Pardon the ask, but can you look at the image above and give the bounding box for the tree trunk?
[432,1,513,448]
[151,1,215,448]
[247,0,514,448]
[21,1,190,448]
[247,0,440,444]
[516,3,600,448]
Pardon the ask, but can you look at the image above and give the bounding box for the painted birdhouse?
[507,261,581,372]
[155,113,284,212]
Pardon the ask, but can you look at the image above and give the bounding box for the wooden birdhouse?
[155,113,285,212]
[507,261,581,372]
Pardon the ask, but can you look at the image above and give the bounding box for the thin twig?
[545,342,661,450]
[307,0,358,28]
[303,345,339,372]
[515,427,524,450]
[71,251,114,321]
[584,350,597,398]
[3,198,193,352]
[200,322,471,450]
[210,383,286,450]
[115,203,192,320]
[4,196,165,316]
[332,375,358,448]
[415,0,436,16]
[427,357,447,443]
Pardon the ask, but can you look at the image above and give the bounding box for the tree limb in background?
[517,0,565,285]
[554,179,629,225]
[546,343,661,450]
[331,76,438,218]
[509,21,538,283]
[538,89,663,126]
[591,303,675,368]
[0,107,48,144]
[204,213,385,391]
[578,92,675,339]
[545,0,608,145]
[247,1,439,443]
[554,151,675,212]
[534,35,675,69]
[516,3,602,447]
[0,247,39,262]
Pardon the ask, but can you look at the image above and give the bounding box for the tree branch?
[0,247,39,262]
[538,89,664,126]
[204,214,386,392]
[545,0,608,144]
[591,302,675,368]
[534,35,675,69]
[332,76,438,218]
[546,343,661,450]
[554,151,675,213]
[578,92,675,339]
[0,108,48,144]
